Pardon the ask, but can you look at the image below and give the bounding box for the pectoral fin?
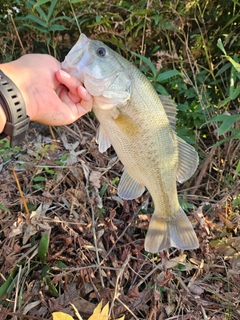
[118,169,145,200]
[96,124,112,153]
[176,136,199,183]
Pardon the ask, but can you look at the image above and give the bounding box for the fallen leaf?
[88,301,124,320]
[52,312,74,320]
[89,170,102,188]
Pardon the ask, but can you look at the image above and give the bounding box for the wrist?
[0,70,30,147]
[0,102,7,133]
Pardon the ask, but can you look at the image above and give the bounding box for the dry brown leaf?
[89,170,102,188]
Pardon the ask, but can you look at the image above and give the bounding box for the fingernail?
[59,69,71,78]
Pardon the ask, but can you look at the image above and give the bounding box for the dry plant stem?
[190,147,216,196]
[8,10,26,54]
[13,265,22,318]
[140,0,151,58]
[100,210,136,265]
[110,254,131,317]
[70,303,83,320]
[137,261,163,287]
[88,196,105,288]
[49,125,57,141]
[63,124,83,140]
[50,169,71,192]
[69,0,81,34]
[116,297,139,320]
[81,160,105,288]
[11,165,29,215]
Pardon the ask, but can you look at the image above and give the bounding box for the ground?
[0,113,239,320]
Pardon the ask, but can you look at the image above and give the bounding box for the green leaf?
[55,261,67,268]
[45,167,55,175]
[33,176,45,182]
[217,39,240,73]
[154,83,169,95]
[236,161,240,174]
[49,24,68,31]
[131,52,157,78]
[0,266,18,298]
[225,56,240,73]
[212,131,240,147]
[217,38,227,55]
[99,183,108,198]
[47,0,58,21]
[50,16,72,23]
[230,84,240,100]
[156,70,181,82]
[38,233,50,263]
[206,114,240,135]
[23,14,47,27]
[215,62,231,77]
[0,204,11,214]
[33,0,51,7]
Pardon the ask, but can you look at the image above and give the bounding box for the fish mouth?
[61,33,93,82]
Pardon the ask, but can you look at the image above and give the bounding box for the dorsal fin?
[159,95,177,130]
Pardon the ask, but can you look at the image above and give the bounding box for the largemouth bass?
[61,34,199,253]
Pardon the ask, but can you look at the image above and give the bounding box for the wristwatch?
[0,70,30,147]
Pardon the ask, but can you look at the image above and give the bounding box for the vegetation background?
[0,0,239,319]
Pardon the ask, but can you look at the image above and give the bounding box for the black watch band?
[0,70,30,147]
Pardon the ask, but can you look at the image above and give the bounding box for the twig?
[116,297,139,320]
[13,265,22,320]
[70,303,84,320]
[110,254,131,316]
[101,210,136,264]
[11,165,29,215]
[190,147,216,196]
[8,10,26,54]
[137,261,163,287]
[80,160,105,288]
[68,0,81,34]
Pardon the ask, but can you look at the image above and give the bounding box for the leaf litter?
[0,116,239,320]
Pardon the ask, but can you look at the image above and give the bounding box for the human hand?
[0,54,93,126]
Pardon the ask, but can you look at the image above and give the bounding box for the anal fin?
[118,169,145,200]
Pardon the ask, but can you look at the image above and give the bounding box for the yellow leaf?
[88,301,108,320]
[88,302,125,320]
[52,312,74,320]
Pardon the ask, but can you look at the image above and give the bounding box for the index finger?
[55,69,82,96]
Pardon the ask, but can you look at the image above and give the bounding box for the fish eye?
[96,47,106,57]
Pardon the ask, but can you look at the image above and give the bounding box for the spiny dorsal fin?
[159,95,177,130]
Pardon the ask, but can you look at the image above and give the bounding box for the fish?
[61,33,199,253]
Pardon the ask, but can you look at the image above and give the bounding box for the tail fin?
[144,207,199,253]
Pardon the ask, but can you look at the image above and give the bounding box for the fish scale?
[62,33,199,253]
